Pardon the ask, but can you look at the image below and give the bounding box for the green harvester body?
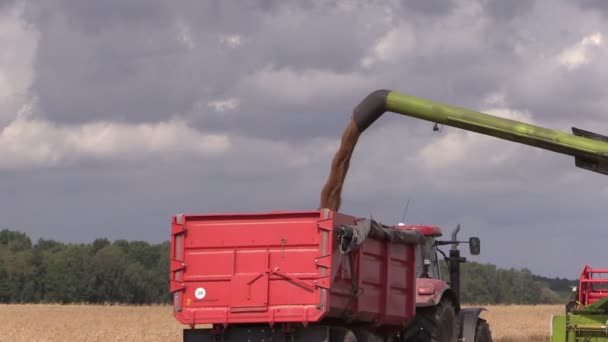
[551,296,608,341]
[550,265,608,341]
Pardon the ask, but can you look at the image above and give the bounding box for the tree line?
[440,262,576,305]
[0,229,575,305]
[0,230,169,304]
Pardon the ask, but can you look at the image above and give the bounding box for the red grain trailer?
[170,209,423,341]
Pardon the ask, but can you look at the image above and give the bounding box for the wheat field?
[474,304,562,341]
[0,304,562,341]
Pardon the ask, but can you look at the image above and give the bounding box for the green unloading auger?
[320,89,608,211]
[353,90,608,175]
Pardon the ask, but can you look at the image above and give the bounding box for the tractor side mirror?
[469,237,480,255]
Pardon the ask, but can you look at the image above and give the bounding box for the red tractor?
[397,223,492,341]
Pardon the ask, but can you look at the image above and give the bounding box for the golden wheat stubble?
[319,119,361,212]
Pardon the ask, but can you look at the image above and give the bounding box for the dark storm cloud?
[0,0,14,11]
[202,2,527,139]
[575,0,608,14]
[26,1,217,123]
[20,0,606,133]
[19,0,537,138]
[482,0,535,21]
[508,65,608,126]
[0,140,330,243]
[483,0,608,125]
[43,0,172,34]
[23,0,390,125]
[400,0,455,15]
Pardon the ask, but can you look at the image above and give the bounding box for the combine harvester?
[171,89,608,341]
[551,266,608,341]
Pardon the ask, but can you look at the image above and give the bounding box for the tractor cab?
[394,223,480,280]
[393,223,489,341]
[395,224,443,279]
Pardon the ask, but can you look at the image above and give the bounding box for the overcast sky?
[1,0,608,278]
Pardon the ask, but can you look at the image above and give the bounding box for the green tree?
[460,263,499,305]
[442,260,566,305]
[91,238,110,254]
[155,242,171,303]
[4,250,36,303]
[88,245,130,303]
[0,266,10,303]
[0,230,32,252]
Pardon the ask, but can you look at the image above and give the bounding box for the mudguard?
[415,278,457,309]
[459,307,486,342]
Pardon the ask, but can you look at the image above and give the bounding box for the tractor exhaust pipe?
[320,89,608,211]
[449,224,464,301]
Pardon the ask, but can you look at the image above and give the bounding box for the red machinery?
[578,265,608,306]
[171,209,425,341]
[553,265,608,340]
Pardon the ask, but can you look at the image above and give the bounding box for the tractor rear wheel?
[474,319,492,342]
[399,299,458,342]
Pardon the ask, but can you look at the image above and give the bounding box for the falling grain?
[319,119,361,211]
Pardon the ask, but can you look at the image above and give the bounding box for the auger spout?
[354,90,608,175]
[320,89,608,211]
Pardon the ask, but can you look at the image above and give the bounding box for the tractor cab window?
[415,237,441,279]
[415,246,423,277]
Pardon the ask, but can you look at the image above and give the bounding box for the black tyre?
[352,328,383,342]
[399,300,458,342]
[474,319,492,342]
[330,328,358,342]
[183,328,215,342]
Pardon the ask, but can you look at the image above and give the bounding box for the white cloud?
[558,32,604,70]
[417,1,486,55]
[483,93,507,107]
[0,112,231,169]
[0,7,39,125]
[207,98,240,112]
[225,134,339,176]
[0,97,341,170]
[360,25,416,68]
[236,66,369,108]
[360,1,489,69]
[219,34,242,48]
[0,11,236,170]
[176,19,195,50]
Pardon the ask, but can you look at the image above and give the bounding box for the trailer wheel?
[330,328,358,342]
[474,319,492,342]
[399,299,458,342]
[351,328,383,342]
